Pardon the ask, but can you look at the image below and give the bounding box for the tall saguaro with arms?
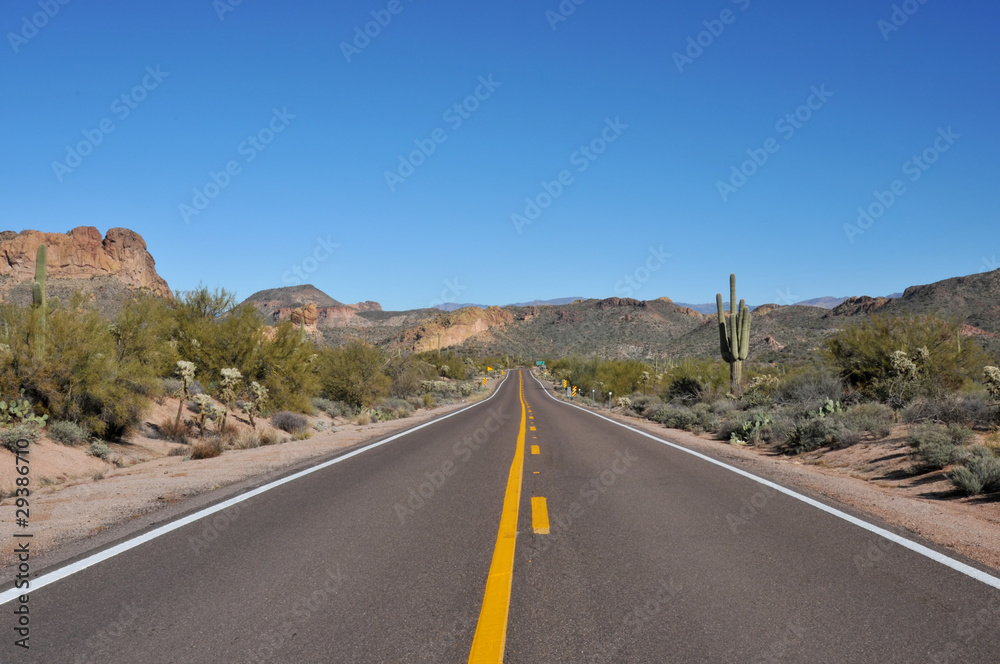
[716,272,751,395]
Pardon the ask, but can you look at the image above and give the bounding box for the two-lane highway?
[3,369,1000,662]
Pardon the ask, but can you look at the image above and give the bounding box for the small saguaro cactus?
[716,273,751,395]
[32,244,47,357]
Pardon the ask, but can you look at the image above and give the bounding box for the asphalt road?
[4,369,1000,663]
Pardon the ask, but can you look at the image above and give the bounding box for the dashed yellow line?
[531,497,550,535]
[530,426,536,431]
[468,373,528,663]
[530,445,540,455]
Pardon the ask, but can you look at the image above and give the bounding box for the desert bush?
[157,418,191,444]
[948,447,1000,496]
[901,394,995,429]
[258,428,279,446]
[47,420,88,445]
[0,297,157,439]
[784,418,843,454]
[842,402,895,439]
[774,368,844,407]
[86,441,112,460]
[761,410,797,446]
[730,411,772,446]
[319,341,391,408]
[167,445,188,457]
[908,425,964,471]
[312,399,356,418]
[688,403,720,434]
[651,404,698,431]
[717,410,754,443]
[665,376,703,404]
[380,397,414,419]
[190,438,222,460]
[271,411,308,433]
[825,314,987,404]
[356,411,372,426]
[1,424,41,452]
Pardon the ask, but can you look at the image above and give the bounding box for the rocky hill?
[250,270,1000,362]
[0,227,172,313]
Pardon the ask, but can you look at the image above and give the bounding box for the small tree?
[174,361,196,426]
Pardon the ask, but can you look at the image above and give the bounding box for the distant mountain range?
[433,297,583,311]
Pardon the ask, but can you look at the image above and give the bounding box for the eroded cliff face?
[402,306,515,352]
[0,227,172,299]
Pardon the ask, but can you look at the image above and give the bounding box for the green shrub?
[785,418,841,454]
[86,441,112,460]
[47,420,88,445]
[948,448,1000,496]
[730,411,771,446]
[908,425,960,471]
[774,368,844,406]
[665,376,703,404]
[825,314,988,404]
[842,402,895,439]
[1,424,40,452]
[762,411,797,446]
[271,411,308,433]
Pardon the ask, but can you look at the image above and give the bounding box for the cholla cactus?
[191,394,214,436]
[174,361,197,426]
[616,395,632,410]
[891,350,919,380]
[983,366,1000,400]
[218,368,243,429]
[243,381,269,429]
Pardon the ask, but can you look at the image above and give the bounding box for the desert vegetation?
[0,253,500,459]
[548,312,1000,498]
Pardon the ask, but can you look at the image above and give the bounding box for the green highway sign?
[536,361,545,365]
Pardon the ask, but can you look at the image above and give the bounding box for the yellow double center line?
[468,372,528,663]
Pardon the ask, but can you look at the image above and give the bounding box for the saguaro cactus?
[32,244,47,357]
[716,273,751,395]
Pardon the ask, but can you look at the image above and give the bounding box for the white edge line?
[0,373,511,606]
[528,371,1000,591]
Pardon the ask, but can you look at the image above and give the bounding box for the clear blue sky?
[2,0,998,310]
